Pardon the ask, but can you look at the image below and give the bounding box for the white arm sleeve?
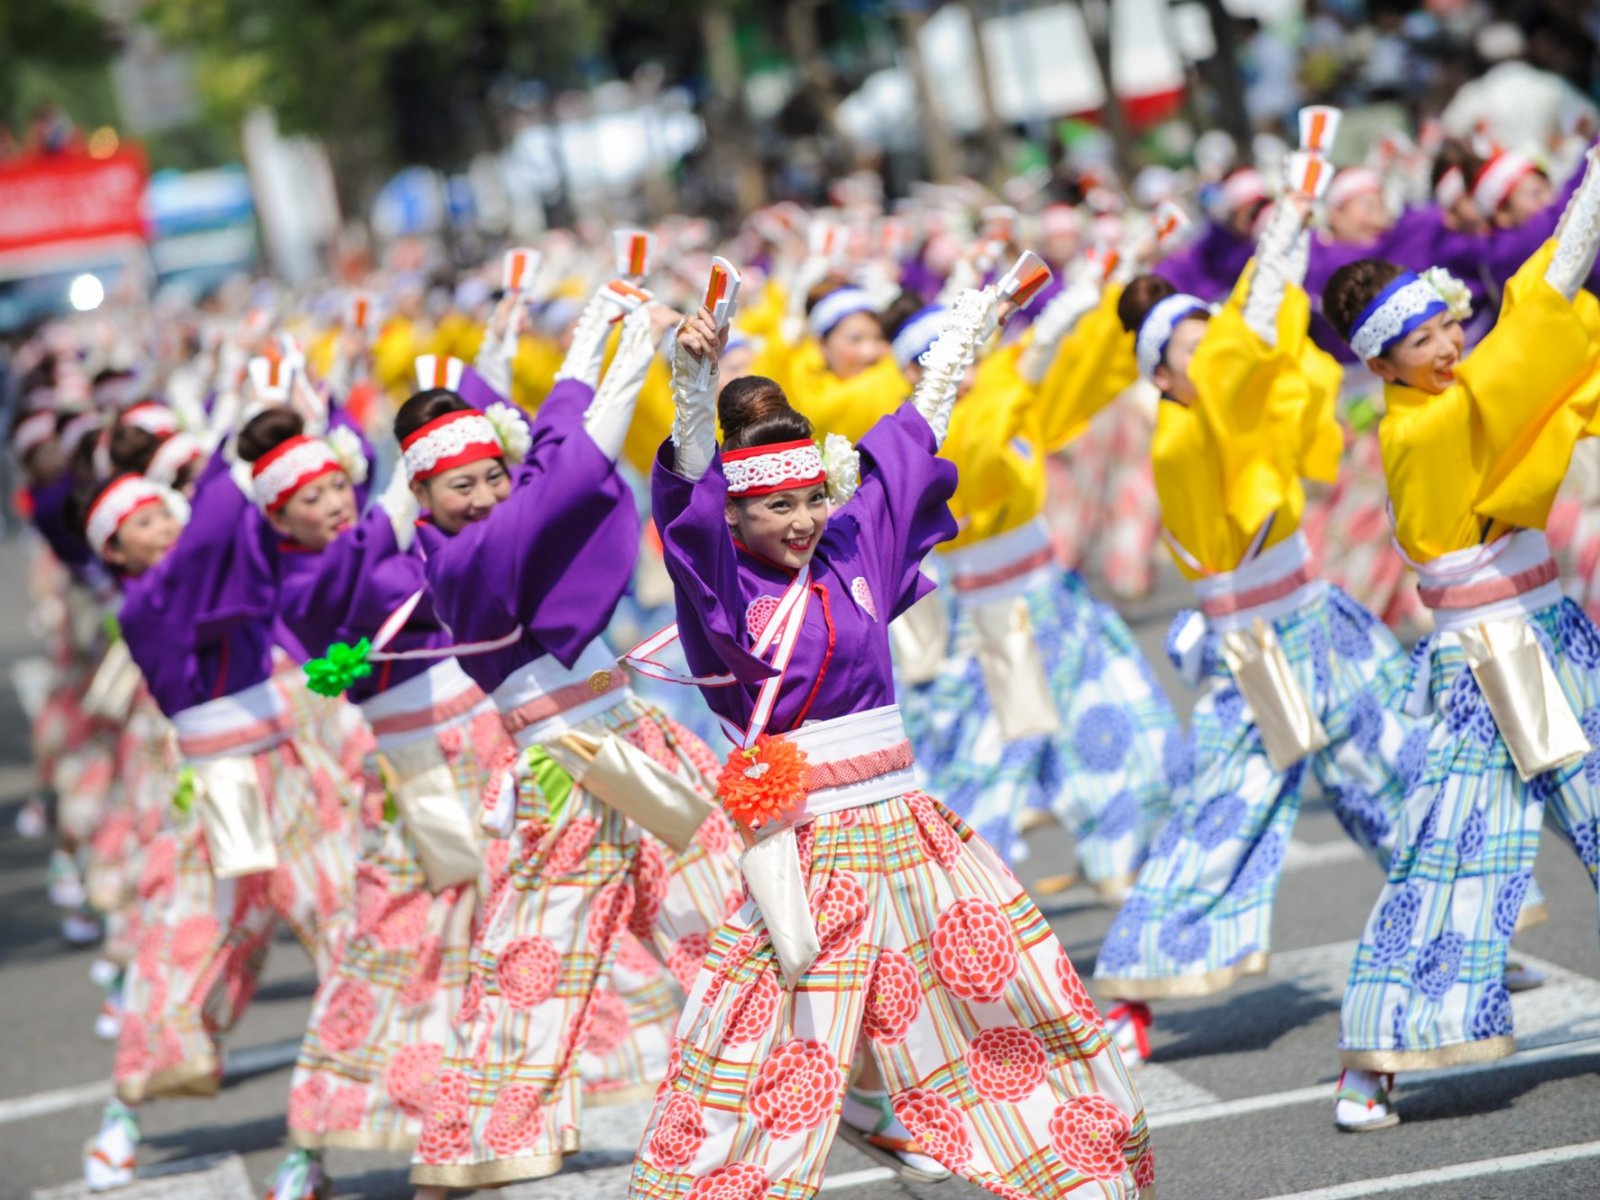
[1240,201,1306,346]
[553,290,615,388]
[909,288,999,449]
[1546,146,1600,303]
[668,333,718,481]
[583,304,656,463]
[1017,266,1104,384]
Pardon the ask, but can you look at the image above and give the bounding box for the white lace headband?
[401,405,529,483]
[1348,273,1448,362]
[891,306,948,371]
[147,431,203,487]
[723,439,826,498]
[808,287,875,340]
[1472,152,1537,217]
[251,435,343,511]
[1135,293,1209,379]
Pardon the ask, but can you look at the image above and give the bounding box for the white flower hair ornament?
[1419,267,1472,322]
[821,433,860,506]
[484,403,532,465]
[324,426,370,487]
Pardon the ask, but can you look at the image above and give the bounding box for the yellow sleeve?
[512,336,562,413]
[373,319,420,398]
[1296,338,1345,485]
[736,279,786,344]
[787,353,907,444]
[1032,284,1138,452]
[1459,240,1600,529]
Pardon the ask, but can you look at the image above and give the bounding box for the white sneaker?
[95,992,125,1041]
[83,1101,139,1191]
[88,958,121,989]
[264,1147,331,1200]
[1334,1069,1400,1132]
[62,912,103,946]
[1504,960,1547,993]
[16,797,49,839]
[837,1088,952,1183]
[1106,1001,1153,1068]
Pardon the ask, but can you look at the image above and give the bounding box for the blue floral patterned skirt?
[1339,598,1600,1070]
[902,567,1180,890]
[1092,584,1418,999]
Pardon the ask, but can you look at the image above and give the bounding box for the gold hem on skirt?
[585,1078,662,1109]
[291,1127,417,1153]
[1094,950,1269,1000]
[1514,900,1550,934]
[116,1051,221,1105]
[1339,1034,1514,1073]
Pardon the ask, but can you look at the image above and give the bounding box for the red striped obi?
[173,677,295,761]
[1190,532,1323,633]
[937,516,1057,606]
[490,640,634,750]
[1410,529,1562,633]
[359,658,490,752]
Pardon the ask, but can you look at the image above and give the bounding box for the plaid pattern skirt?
[627,791,1152,1199]
[409,700,742,1189]
[1340,599,1600,1070]
[287,704,508,1152]
[1093,584,1416,999]
[112,735,357,1104]
[903,569,1179,888]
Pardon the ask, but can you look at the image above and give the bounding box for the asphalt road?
[0,533,1597,1200]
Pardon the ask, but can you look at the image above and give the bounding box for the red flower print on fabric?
[613,931,662,978]
[863,948,922,1045]
[627,719,678,771]
[385,1042,443,1117]
[469,711,506,766]
[544,815,600,875]
[965,1026,1048,1102]
[1056,948,1103,1030]
[1134,1145,1156,1188]
[313,770,345,832]
[415,1070,472,1164]
[483,836,510,879]
[587,879,635,949]
[672,719,721,781]
[435,724,463,759]
[907,793,962,868]
[647,1091,707,1169]
[399,936,443,1008]
[668,932,711,993]
[748,1038,843,1137]
[170,914,218,970]
[1049,1094,1132,1180]
[724,969,782,1046]
[930,897,1019,1002]
[287,1076,327,1131]
[136,838,175,900]
[496,937,561,1009]
[376,889,430,948]
[686,1162,771,1200]
[630,838,668,938]
[892,1089,973,1170]
[810,871,869,965]
[483,1083,545,1156]
[318,982,377,1054]
[456,971,485,1026]
[745,596,780,641]
[697,807,733,855]
[354,864,390,938]
[113,1014,149,1081]
[267,863,298,917]
[326,1084,366,1130]
[582,989,631,1057]
[314,865,341,920]
[134,925,166,982]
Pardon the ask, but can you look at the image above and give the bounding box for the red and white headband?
[11,411,57,459]
[122,403,180,438]
[1434,166,1466,209]
[147,432,204,487]
[1471,152,1538,217]
[401,409,504,483]
[87,475,168,556]
[251,434,343,511]
[1325,167,1382,213]
[723,439,827,498]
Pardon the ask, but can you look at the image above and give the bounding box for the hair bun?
[717,376,813,453]
[1117,274,1178,336]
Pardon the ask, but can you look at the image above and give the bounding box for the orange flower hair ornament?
[717,734,811,831]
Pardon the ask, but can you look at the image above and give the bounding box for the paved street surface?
[0,530,1597,1200]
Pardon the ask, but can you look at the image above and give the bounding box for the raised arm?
[1546,144,1600,302]
[583,302,660,463]
[1240,194,1310,346]
[906,287,1001,448]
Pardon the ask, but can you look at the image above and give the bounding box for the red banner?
[0,148,148,256]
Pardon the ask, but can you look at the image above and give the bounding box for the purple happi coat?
[651,404,956,734]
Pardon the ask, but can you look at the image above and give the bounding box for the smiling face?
[104,503,182,574]
[416,458,512,534]
[1367,310,1465,394]
[821,311,888,380]
[726,483,829,570]
[1152,316,1209,406]
[267,469,357,550]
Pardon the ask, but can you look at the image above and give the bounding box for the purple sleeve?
[833,405,959,620]
[1158,223,1252,302]
[426,424,638,668]
[29,476,92,569]
[279,506,433,654]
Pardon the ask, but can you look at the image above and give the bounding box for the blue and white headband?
[1135,292,1209,379]
[891,305,948,371]
[1348,273,1448,362]
[808,287,876,340]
